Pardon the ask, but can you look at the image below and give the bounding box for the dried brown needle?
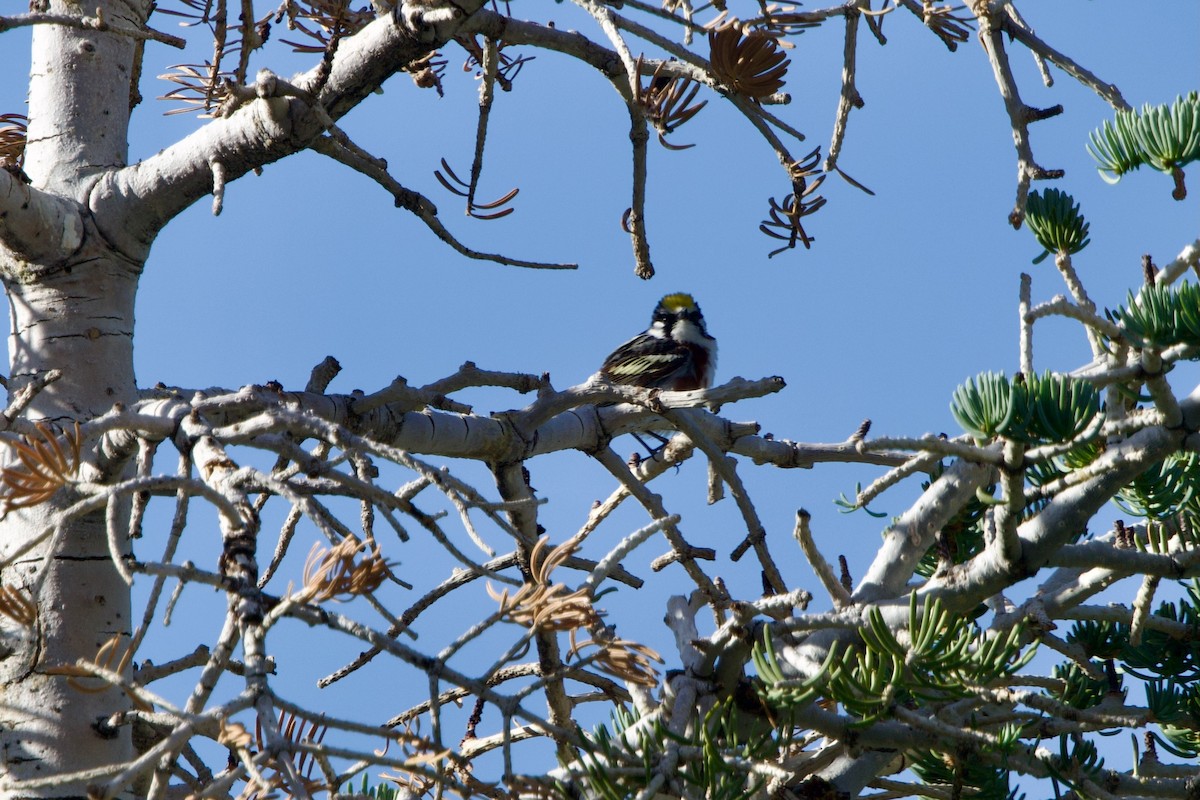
[300,536,395,603]
[708,26,790,99]
[568,633,664,687]
[488,536,598,635]
[636,57,708,150]
[760,147,827,256]
[0,422,82,512]
[0,584,36,627]
[157,63,233,116]
[489,536,663,686]
[0,113,27,171]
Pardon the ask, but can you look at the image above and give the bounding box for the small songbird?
[599,293,718,391]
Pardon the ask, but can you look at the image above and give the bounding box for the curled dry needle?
[48,634,153,710]
[383,745,457,794]
[488,536,598,635]
[435,37,525,219]
[300,535,395,603]
[434,158,520,220]
[279,0,374,52]
[252,710,328,793]
[381,772,435,799]
[567,633,663,687]
[918,2,973,51]
[377,723,452,796]
[488,537,663,686]
[759,148,827,256]
[405,51,448,96]
[757,10,823,38]
[0,113,27,172]
[218,720,254,749]
[0,585,36,627]
[0,422,82,512]
[458,35,535,91]
[155,0,263,112]
[707,25,790,100]
[153,0,225,22]
[157,64,234,116]
[636,56,708,150]
[708,3,823,39]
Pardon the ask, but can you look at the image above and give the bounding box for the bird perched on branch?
[599,292,717,392]
[598,293,718,454]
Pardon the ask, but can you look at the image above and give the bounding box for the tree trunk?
[0,0,144,790]
[0,0,480,787]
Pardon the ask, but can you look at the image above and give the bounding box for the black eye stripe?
[654,308,703,323]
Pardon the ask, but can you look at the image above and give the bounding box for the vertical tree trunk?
[0,499,135,791]
[0,246,141,793]
[24,1,140,193]
[0,0,145,791]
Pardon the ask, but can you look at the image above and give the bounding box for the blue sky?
[2,0,1199,788]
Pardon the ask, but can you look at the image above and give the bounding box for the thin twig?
[0,11,186,47]
[309,136,575,270]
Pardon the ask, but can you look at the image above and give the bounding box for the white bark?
[0,176,83,265]
[0,505,134,793]
[0,0,483,789]
[0,0,1195,795]
[24,0,147,193]
[2,0,146,784]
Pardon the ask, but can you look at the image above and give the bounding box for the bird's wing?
[599,334,691,386]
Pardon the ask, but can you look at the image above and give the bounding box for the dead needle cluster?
[708,26,790,100]
[0,422,82,512]
[300,535,394,603]
[489,536,662,686]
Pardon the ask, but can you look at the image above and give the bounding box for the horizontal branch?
[1045,539,1200,579]
[0,11,185,48]
[92,1,487,261]
[119,376,921,494]
[0,170,84,266]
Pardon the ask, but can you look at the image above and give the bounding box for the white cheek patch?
[648,321,668,338]
[673,319,710,346]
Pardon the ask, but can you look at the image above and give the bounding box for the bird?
[599,293,718,391]
[597,293,717,452]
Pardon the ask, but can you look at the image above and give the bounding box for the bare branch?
[0,171,84,266]
[309,135,575,270]
[96,4,490,256]
[970,1,1064,226]
[0,11,186,48]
